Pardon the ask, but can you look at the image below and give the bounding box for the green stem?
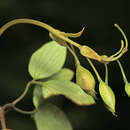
[66,44,80,66]
[12,106,36,115]
[110,40,124,58]
[12,81,33,105]
[12,80,43,105]
[2,80,43,115]
[0,18,81,48]
[117,60,128,83]
[105,63,108,84]
[114,24,128,49]
[87,58,102,82]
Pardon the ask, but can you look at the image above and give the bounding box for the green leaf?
[28,41,66,79]
[42,80,95,106]
[50,68,74,81]
[33,102,73,130]
[33,86,44,108]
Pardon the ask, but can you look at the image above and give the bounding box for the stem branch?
[0,107,6,129]
[12,81,33,105]
[87,58,102,82]
[0,18,81,48]
[117,60,128,83]
[105,63,108,84]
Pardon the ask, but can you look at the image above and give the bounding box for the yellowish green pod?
[79,45,102,62]
[99,80,116,115]
[76,64,96,97]
[125,82,130,97]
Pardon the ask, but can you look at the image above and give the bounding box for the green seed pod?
[76,64,96,97]
[99,80,116,115]
[125,82,130,97]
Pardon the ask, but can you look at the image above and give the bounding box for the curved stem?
[110,40,124,58]
[12,81,33,105]
[66,27,85,38]
[102,42,127,62]
[12,80,43,105]
[12,106,36,115]
[0,19,54,36]
[109,48,126,61]
[1,80,43,117]
[114,24,128,49]
[87,58,102,82]
[66,44,80,66]
[105,63,108,84]
[117,60,128,83]
[0,18,81,48]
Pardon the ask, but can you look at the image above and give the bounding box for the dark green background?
[0,0,130,130]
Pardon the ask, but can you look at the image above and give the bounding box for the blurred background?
[0,0,130,130]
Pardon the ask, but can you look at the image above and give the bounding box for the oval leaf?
[50,68,74,81]
[42,80,95,106]
[33,86,45,108]
[33,102,73,130]
[28,41,66,79]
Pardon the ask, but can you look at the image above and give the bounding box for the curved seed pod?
[76,64,96,97]
[125,82,130,97]
[99,80,116,115]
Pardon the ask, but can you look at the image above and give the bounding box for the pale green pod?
[76,65,96,97]
[99,80,116,115]
[125,82,130,97]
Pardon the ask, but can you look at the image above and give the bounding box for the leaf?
[28,41,67,79]
[33,68,74,108]
[50,68,74,81]
[33,86,45,108]
[42,80,95,106]
[33,102,73,130]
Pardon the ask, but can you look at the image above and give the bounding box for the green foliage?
[33,102,73,130]
[42,80,95,106]
[28,41,66,79]
[50,68,74,81]
[30,40,95,130]
[33,86,43,109]
[33,68,74,109]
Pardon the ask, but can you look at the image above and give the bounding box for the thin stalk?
[87,58,102,82]
[110,40,124,58]
[105,63,108,84]
[12,81,33,105]
[12,80,43,105]
[117,60,128,83]
[12,106,36,115]
[103,42,127,62]
[66,44,80,66]
[114,24,128,49]
[0,19,54,36]
[0,18,81,48]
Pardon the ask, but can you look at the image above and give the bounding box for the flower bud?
[125,82,130,97]
[79,45,101,62]
[76,65,96,97]
[99,80,116,115]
